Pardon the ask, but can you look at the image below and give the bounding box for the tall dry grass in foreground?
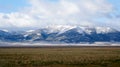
[0,47,120,67]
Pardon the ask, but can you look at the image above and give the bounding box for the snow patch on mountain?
[0,29,9,32]
[79,26,116,34]
[24,30,41,38]
[26,30,35,33]
[80,26,96,34]
[45,25,76,34]
[96,27,116,34]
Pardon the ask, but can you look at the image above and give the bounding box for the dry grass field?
[0,46,120,67]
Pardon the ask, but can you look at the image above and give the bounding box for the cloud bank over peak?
[0,0,119,30]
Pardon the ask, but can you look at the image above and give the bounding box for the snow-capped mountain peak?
[44,25,118,35]
[0,25,120,43]
[79,26,116,34]
[96,27,116,34]
[44,25,77,34]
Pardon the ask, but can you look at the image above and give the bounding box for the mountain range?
[0,25,120,43]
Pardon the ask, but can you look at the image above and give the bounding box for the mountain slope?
[0,25,120,43]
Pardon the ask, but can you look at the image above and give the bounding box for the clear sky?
[0,0,29,13]
[0,0,120,30]
[109,0,120,15]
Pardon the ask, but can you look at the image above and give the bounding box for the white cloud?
[0,0,118,29]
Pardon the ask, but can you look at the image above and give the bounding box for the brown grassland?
[0,46,120,67]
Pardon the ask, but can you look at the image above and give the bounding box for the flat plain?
[0,46,120,67]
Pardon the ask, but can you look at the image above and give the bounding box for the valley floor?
[0,46,120,67]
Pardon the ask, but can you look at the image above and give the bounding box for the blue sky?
[0,0,119,13]
[109,0,120,9]
[0,0,120,30]
[0,0,29,13]
[109,0,120,15]
[0,0,59,13]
